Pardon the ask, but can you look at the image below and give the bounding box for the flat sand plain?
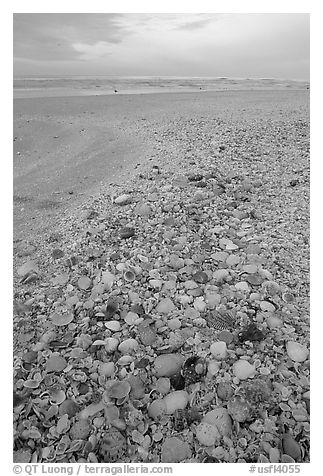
[13,89,308,242]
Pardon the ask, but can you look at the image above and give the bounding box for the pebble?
[148,399,167,421]
[78,276,92,290]
[207,361,221,376]
[196,422,221,446]
[260,301,276,313]
[213,269,230,284]
[134,202,152,216]
[286,341,309,362]
[267,315,283,329]
[232,359,256,380]
[154,354,184,377]
[118,339,139,354]
[210,341,228,360]
[167,318,181,330]
[119,227,135,239]
[235,281,250,292]
[164,390,189,414]
[156,377,171,395]
[227,397,252,422]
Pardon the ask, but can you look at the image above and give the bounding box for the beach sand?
[13,89,308,241]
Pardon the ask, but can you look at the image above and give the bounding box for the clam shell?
[51,312,74,326]
[106,380,131,399]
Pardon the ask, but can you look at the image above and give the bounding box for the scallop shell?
[106,380,131,399]
[51,312,74,326]
[99,428,127,462]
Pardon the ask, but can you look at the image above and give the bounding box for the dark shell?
[245,273,264,286]
[170,371,186,390]
[192,271,209,284]
[105,300,119,320]
[59,399,79,417]
[238,323,265,342]
[137,320,157,346]
[182,356,206,385]
[205,310,236,330]
[119,227,135,239]
[52,249,64,259]
[188,173,204,182]
[99,429,127,462]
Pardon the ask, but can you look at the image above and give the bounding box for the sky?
[13,13,310,80]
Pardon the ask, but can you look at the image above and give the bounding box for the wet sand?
[13,89,309,241]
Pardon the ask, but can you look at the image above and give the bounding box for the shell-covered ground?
[13,90,310,464]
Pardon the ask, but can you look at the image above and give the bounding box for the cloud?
[72,41,114,61]
[175,17,215,31]
[13,13,128,61]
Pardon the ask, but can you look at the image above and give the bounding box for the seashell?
[156,297,176,314]
[56,414,70,434]
[46,354,67,372]
[105,405,120,423]
[105,320,121,332]
[59,399,79,417]
[106,380,131,399]
[114,194,132,205]
[66,440,84,454]
[170,371,186,390]
[99,362,115,377]
[286,341,309,362]
[281,454,296,463]
[70,420,91,440]
[258,454,270,463]
[239,323,265,342]
[118,338,139,354]
[51,312,74,326]
[192,271,209,284]
[210,341,228,360]
[17,260,39,277]
[233,359,256,380]
[23,379,40,389]
[117,355,134,366]
[79,401,106,419]
[156,377,171,395]
[105,337,119,353]
[78,276,92,290]
[50,389,66,405]
[124,269,136,282]
[282,292,294,303]
[126,375,145,399]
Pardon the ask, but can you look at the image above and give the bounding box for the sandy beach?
[13,89,310,463]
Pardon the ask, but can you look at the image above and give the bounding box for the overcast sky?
[13,13,310,79]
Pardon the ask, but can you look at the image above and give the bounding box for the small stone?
[161,437,191,463]
[114,194,132,205]
[118,339,139,354]
[207,361,221,376]
[154,354,184,377]
[286,341,309,362]
[148,399,167,421]
[227,397,252,422]
[196,422,221,446]
[210,341,228,360]
[105,321,121,332]
[217,330,234,344]
[52,248,64,259]
[134,202,152,216]
[233,360,256,380]
[17,260,38,277]
[164,390,189,414]
[126,375,145,399]
[205,292,221,308]
[168,254,185,270]
[216,382,234,400]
